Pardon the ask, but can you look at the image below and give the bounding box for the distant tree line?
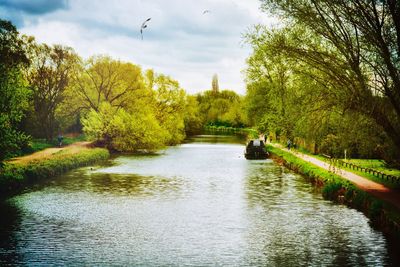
[0,19,248,162]
[245,0,400,165]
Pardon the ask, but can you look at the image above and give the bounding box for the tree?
[82,102,166,152]
[148,72,187,145]
[183,95,203,135]
[245,24,394,159]
[0,20,31,162]
[197,89,247,127]
[68,55,146,113]
[27,43,78,140]
[260,0,400,160]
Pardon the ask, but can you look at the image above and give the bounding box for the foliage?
[67,55,147,112]
[25,43,79,140]
[253,0,400,162]
[244,22,398,160]
[82,102,166,152]
[197,89,247,128]
[184,95,203,135]
[151,72,187,145]
[0,20,31,163]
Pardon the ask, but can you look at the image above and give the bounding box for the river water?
[0,135,399,266]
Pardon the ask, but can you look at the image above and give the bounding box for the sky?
[0,0,276,95]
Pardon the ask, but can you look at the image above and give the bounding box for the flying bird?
[140,17,151,40]
[203,10,211,14]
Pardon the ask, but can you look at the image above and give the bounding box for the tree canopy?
[244,0,400,162]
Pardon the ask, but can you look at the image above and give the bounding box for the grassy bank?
[268,145,400,238]
[0,147,109,196]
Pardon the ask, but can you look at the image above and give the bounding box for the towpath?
[270,143,400,210]
[10,141,92,165]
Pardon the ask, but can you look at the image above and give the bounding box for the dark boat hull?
[244,152,269,160]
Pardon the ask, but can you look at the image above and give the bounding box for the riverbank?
[268,144,400,239]
[0,142,109,197]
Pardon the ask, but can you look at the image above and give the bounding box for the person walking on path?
[57,134,64,147]
[287,139,292,150]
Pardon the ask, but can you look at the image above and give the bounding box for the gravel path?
[10,141,92,164]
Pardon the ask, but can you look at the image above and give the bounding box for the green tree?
[260,0,400,160]
[150,72,187,145]
[183,95,203,135]
[245,24,394,159]
[26,43,78,140]
[82,102,166,152]
[0,20,31,162]
[197,90,246,127]
[68,55,147,112]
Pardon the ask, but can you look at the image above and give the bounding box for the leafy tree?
[183,95,203,135]
[244,24,391,159]
[260,0,400,160]
[147,71,187,145]
[68,55,146,113]
[0,20,31,162]
[82,102,166,152]
[197,89,246,127]
[26,43,78,140]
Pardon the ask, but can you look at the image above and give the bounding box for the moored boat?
[244,139,269,159]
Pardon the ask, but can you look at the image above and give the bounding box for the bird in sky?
[203,10,211,15]
[140,18,151,40]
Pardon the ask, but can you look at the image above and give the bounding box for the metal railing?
[321,154,400,183]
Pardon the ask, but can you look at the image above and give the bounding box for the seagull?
[140,17,151,40]
[203,10,210,15]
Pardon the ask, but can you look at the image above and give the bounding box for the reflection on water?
[0,135,398,266]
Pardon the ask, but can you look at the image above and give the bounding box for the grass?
[20,134,87,156]
[274,142,400,189]
[267,145,353,189]
[345,159,400,177]
[338,163,400,189]
[0,147,109,195]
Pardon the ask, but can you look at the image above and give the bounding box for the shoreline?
[0,146,110,198]
[267,144,400,240]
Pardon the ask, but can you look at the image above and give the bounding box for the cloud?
[0,0,69,26]
[0,0,68,14]
[9,0,278,94]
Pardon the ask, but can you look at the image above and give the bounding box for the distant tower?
[212,74,219,94]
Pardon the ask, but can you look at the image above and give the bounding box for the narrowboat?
[244,139,269,159]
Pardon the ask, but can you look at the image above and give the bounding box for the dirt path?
[270,143,400,210]
[10,141,92,165]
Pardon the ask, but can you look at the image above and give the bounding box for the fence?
[322,154,400,183]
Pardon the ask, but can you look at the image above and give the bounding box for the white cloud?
[14,0,277,95]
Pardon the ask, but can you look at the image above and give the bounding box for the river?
[0,135,399,266]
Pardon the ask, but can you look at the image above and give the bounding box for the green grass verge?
[0,147,109,194]
[346,159,400,177]
[267,145,354,191]
[278,143,400,190]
